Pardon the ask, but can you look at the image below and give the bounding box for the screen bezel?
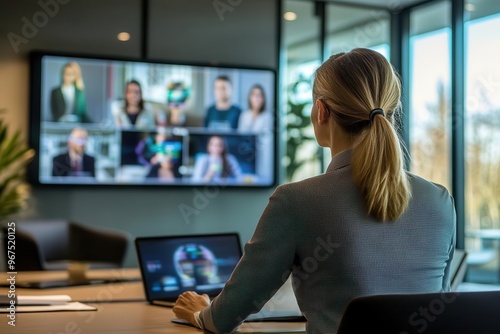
[28,51,278,189]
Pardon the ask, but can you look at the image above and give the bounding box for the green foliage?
[285,79,321,181]
[0,114,35,221]
[285,102,314,180]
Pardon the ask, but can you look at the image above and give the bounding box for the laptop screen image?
[135,233,242,303]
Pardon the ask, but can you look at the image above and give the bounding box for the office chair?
[337,290,500,333]
[2,220,130,271]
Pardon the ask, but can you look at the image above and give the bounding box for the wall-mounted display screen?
[29,52,276,187]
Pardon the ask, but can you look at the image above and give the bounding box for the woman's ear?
[315,100,329,125]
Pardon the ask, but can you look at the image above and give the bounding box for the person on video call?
[165,81,190,126]
[237,84,272,133]
[113,80,157,129]
[145,155,176,182]
[52,127,95,177]
[136,128,181,179]
[191,135,242,183]
[204,75,241,130]
[173,49,456,333]
[51,62,91,123]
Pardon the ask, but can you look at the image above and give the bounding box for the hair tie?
[369,108,385,122]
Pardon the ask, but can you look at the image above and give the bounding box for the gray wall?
[0,0,279,267]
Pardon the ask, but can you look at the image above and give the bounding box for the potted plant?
[285,77,321,181]
[0,110,35,222]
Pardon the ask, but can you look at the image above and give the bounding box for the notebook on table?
[135,233,304,323]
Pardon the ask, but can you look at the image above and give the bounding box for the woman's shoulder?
[239,110,252,118]
[260,110,272,117]
[111,101,126,114]
[195,153,209,164]
[51,86,62,94]
[226,154,240,165]
[273,172,334,198]
[407,172,451,195]
[141,103,156,115]
[266,176,332,213]
[74,85,85,93]
[257,111,273,122]
[406,172,454,209]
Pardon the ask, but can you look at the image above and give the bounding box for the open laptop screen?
[136,234,242,302]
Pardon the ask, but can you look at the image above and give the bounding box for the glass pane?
[326,4,390,59]
[464,0,500,284]
[324,5,390,168]
[409,1,452,190]
[282,1,322,182]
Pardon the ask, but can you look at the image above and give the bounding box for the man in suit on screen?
[52,127,95,177]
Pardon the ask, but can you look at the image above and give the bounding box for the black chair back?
[337,291,500,334]
[2,220,129,271]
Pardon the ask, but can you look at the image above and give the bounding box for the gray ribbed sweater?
[199,149,456,333]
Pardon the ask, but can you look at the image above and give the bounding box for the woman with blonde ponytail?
[312,49,410,221]
[172,49,456,334]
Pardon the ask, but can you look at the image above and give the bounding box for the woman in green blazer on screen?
[51,61,91,123]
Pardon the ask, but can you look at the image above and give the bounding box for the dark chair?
[2,220,130,271]
[337,290,500,333]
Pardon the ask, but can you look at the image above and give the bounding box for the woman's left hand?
[172,291,210,326]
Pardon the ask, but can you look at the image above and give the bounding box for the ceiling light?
[283,11,297,21]
[117,32,130,42]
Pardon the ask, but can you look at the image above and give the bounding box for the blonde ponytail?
[351,113,410,221]
[314,48,411,221]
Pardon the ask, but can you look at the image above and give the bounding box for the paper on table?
[18,295,72,305]
[0,301,96,313]
[0,294,72,305]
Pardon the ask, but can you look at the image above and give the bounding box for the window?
[282,2,391,182]
[282,1,322,182]
[326,4,390,59]
[409,1,452,190]
[464,0,500,284]
[324,4,391,169]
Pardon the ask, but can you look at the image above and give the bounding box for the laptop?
[135,233,304,322]
[136,233,243,307]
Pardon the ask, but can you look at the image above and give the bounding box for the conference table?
[0,269,306,333]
